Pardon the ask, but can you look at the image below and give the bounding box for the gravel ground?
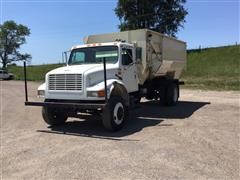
[1,80,239,180]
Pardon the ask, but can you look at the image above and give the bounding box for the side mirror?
[122,54,132,65]
[62,51,70,65]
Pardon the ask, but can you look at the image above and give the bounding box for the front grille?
[48,74,82,91]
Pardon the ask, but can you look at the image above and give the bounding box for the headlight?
[37,90,45,97]
[87,90,105,97]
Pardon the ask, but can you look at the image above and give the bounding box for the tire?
[159,87,166,105]
[42,106,68,126]
[165,83,179,106]
[102,96,128,131]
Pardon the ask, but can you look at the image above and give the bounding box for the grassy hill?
[8,63,63,82]
[182,45,240,90]
[7,45,240,91]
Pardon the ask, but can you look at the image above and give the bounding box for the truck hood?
[47,64,110,75]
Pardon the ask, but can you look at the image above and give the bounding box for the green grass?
[6,45,240,91]
[8,63,63,81]
[182,45,240,91]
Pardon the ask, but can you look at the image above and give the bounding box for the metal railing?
[23,57,108,108]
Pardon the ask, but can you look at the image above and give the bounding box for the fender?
[38,83,46,91]
[109,80,130,107]
[86,79,130,106]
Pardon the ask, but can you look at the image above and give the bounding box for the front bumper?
[25,101,105,110]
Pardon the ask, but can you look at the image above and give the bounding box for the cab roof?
[71,42,133,50]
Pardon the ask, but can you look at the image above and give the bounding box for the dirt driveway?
[1,81,239,179]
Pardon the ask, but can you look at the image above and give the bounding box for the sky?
[1,0,239,65]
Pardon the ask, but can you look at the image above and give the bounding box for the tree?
[115,0,188,37]
[0,20,31,69]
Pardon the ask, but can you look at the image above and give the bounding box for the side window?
[122,48,133,65]
[72,52,85,63]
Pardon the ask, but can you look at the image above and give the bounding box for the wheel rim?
[113,102,124,125]
[173,86,178,102]
[52,109,58,119]
[50,108,65,120]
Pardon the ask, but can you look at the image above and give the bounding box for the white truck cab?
[26,29,186,131]
[41,42,139,101]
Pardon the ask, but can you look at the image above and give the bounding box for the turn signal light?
[97,90,105,97]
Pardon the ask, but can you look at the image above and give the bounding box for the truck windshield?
[68,46,118,65]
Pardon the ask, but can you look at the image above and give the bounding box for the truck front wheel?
[42,106,68,126]
[102,96,128,131]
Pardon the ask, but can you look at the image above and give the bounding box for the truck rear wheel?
[42,106,68,126]
[164,83,179,106]
[102,96,127,131]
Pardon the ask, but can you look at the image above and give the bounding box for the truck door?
[121,47,139,92]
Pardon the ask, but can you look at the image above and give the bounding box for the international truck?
[24,29,186,131]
